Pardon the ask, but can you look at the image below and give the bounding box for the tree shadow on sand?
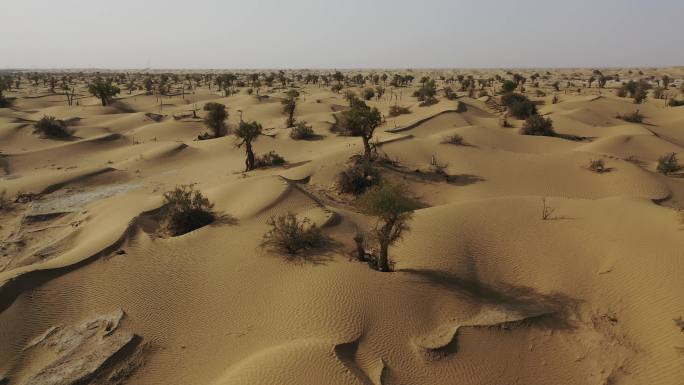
[400,268,581,330]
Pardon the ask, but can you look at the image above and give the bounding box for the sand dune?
[1,69,683,385]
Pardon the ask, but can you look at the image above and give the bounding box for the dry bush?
[388,105,411,117]
[588,159,606,173]
[261,213,323,255]
[441,133,464,145]
[34,116,71,138]
[657,152,680,175]
[616,110,644,123]
[520,115,555,137]
[290,121,315,140]
[162,185,215,236]
[338,157,381,195]
[255,151,286,168]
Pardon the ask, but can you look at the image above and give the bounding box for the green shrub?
[261,213,323,255]
[34,116,71,138]
[668,99,684,107]
[388,105,410,117]
[290,121,315,140]
[501,93,537,119]
[520,115,555,136]
[657,152,680,175]
[255,151,286,168]
[162,185,215,236]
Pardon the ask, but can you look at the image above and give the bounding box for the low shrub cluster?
[520,115,555,137]
[657,152,680,175]
[501,93,537,119]
[388,105,410,117]
[261,213,323,255]
[616,110,644,123]
[255,151,286,168]
[441,133,464,145]
[338,158,381,195]
[290,121,315,140]
[34,115,71,138]
[162,185,215,236]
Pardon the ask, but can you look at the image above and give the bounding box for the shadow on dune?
[400,268,581,330]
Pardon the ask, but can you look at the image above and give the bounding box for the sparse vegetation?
[520,115,555,137]
[162,185,215,236]
[34,115,71,138]
[358,183,419,272]
[261,213,323,255]
[657,152,680,175]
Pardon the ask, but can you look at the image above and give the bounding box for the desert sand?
[1,68,684,385]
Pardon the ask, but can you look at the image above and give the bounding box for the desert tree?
[235,120,262,171]
[203,102,228,138]
[358,183,419,272]
[662,75,671,89]
[502,79,516,93]
[281,89,298,127]
[88,77,120,106]
[337,99,382,161]
[333,71,345,84]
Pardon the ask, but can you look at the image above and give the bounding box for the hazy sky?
[3,0,683,69]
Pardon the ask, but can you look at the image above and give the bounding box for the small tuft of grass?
[441,133,464,145]
[588,159,606,173]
